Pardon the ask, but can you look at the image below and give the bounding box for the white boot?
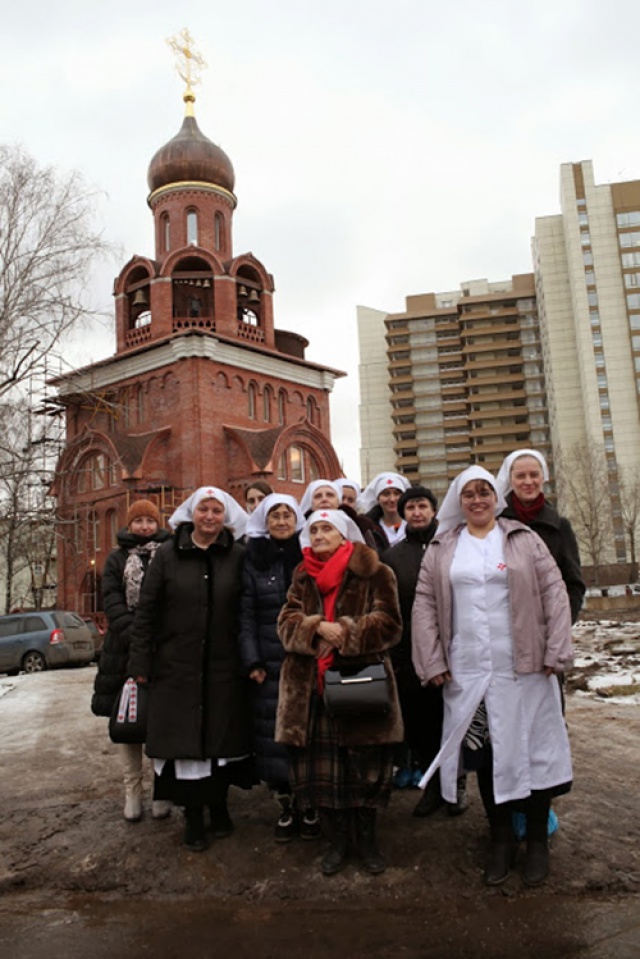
[152,800,172,820]
[119,743,143,822]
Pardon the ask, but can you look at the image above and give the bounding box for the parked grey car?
[0,611,94,675]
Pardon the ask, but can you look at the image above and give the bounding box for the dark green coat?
[128,524,252,761]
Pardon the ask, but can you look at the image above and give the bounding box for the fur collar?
[345,541,380,578]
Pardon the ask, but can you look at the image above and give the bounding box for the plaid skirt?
[288,692,394,810]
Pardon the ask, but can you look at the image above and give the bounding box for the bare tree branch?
[555,442,615,586]
[0,144,112,396]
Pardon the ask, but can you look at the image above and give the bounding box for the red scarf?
[302,540,354,692]
[510,491,545,524]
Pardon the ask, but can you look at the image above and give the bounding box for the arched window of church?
[162,213,170,252]
[263,385,272,422]
[214,212,223,252]
[88,510,100,554]
[289,446,305,483]
[77,452,114,493]
[278,390,286,425]
[248,382,257,419]
[277,451,287,480]
[186,209,198,245]
[308,450,320,482]
[136,385,144,423]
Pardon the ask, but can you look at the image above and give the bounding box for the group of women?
[92,451,583,885]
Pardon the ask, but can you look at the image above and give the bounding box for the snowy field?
[570,620,640,705]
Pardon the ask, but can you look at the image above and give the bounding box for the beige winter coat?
[411,518,573,684]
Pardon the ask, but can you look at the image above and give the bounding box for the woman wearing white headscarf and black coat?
[238,493,320,842]
[496,449,585,624]
[127,486,255,852]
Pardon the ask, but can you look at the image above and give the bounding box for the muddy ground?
[0,647,639,958]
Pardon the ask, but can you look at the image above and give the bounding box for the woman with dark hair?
[244,480,274,514]
[412,466,573,887]
[239,493,320,842]
[128,487,254,852]
[92,499,171,822]
[383,485,467,814]
[276,509,403,875]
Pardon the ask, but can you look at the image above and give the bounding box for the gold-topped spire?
[166,28,208,117]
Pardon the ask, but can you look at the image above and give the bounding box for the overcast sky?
[3,0,640,478]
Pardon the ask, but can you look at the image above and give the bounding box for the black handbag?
[323,658,391,718]
[109,678,148,744]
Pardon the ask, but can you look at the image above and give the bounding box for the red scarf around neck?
[302,540,354,692]
[510,491,545,523]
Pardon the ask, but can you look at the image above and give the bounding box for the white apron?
[419,526,572,805]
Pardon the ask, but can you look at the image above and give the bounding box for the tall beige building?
[357,275,551,502]
[534,160,640,564]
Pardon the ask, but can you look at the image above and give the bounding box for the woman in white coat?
[411,465,573,887]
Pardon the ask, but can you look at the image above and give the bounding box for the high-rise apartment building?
[534,160,640,564]
[358,275,551,501]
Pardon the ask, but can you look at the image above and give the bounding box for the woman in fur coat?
[276,509,403,876]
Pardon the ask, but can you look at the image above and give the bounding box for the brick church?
[51,84,344,613]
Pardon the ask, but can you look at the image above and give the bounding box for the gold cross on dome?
[167,28,207,105]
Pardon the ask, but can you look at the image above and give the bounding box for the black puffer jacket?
[238,535,301,785]
[500,493,585,624]
[91,527,171,717]
[127,524,252,761]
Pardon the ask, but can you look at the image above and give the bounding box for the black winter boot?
[523,791,551,886]
[484,802,516,885]
[319,809,349,875]
[209,779,233,839]
[354,807,386,875]
[183,806,207,852]
[274,793,298,843]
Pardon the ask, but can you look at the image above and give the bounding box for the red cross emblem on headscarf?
[320,511,329,518]
[386,479,394,485]
[205,488,216,496]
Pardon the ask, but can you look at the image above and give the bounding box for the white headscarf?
[496,449,550,499]
[169,486,248,540]
[299,509,365,549]
[436,465,507,535]
[334,477,362,505]
[246,493,305,539]
[360,472,410,512]
[299,479,341,515]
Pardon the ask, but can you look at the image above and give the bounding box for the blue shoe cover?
[512,808,559,840]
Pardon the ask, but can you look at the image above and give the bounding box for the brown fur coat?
[275,542,404,747]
